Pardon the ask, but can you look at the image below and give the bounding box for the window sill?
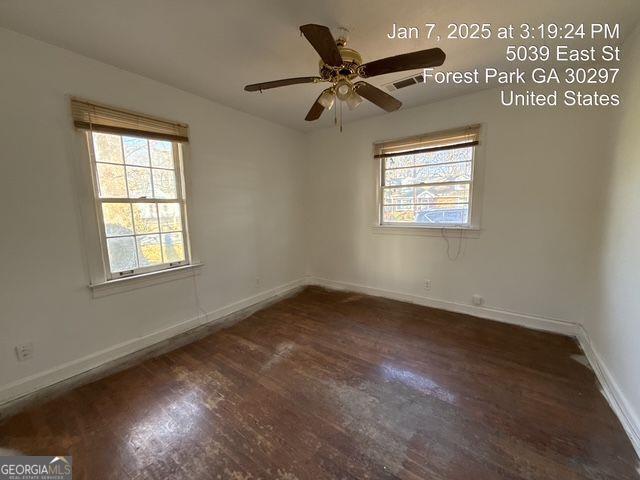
[89,263,204,297]
[371,225,482,238]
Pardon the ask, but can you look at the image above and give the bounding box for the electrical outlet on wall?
[424,279,432,291]
[15,342,34,362]
[472,295,484,306]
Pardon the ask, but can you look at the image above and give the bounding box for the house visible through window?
[89,132,190,278]
[376,125,481,228]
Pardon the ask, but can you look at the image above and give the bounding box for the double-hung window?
[376,125,481,228]
[72,99,192,280]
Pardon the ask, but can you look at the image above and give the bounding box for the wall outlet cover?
[15,342,34,362]
[472,295,484,306]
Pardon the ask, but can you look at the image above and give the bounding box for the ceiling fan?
[244,24,446,125]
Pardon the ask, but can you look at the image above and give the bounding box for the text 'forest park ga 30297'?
[386,22,623,107]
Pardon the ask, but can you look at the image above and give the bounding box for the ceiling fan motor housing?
[319,46,362,82]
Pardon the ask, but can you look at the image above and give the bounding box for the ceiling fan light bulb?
[335,80,352,101]
[318,90,335,109]
[346,91,363,110]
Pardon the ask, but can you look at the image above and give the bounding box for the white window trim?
[89,263,204,297]
[87,133,192,280]
[70,128,201,292]
[372,125,485,235]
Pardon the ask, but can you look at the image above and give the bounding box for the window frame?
[375,127,483,231]
[85,131,192,281]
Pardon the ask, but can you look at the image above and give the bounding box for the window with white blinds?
[376,125,481,228]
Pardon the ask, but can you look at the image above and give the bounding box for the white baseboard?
[309,276,640,460]
[0,278,306,407]
[576,325,640,459]
[309,277,579,336]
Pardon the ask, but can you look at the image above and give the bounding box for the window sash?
[381,180,472,189]
[379,145,476,228]
[96,198,185,204]
[86,133,191,279]
[383,201,470,207]
[381,204,471,226]
[383,159,471,172]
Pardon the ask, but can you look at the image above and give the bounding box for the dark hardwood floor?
[0,287,638,479]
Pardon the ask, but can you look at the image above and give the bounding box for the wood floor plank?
[0,286,637,479]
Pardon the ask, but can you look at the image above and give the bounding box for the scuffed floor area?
[0,287,638,479]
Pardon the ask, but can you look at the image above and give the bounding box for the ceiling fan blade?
[305,90,331,121]
[300,24,343,67]
[244,76,322,92]
[358,48,446,78]
[354,82,402,112]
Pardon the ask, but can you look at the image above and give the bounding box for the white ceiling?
[1,0,639,131]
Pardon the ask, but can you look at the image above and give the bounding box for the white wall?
[587,25,640,447]
[0,27,307,402]
[305,87,609,326]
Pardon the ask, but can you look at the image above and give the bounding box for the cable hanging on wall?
[441,228,465,261]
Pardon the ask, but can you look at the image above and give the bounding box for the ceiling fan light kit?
[244,23,446,129]
[335,79,352,100]
[346,91,363,111]
[318,89,336,109]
